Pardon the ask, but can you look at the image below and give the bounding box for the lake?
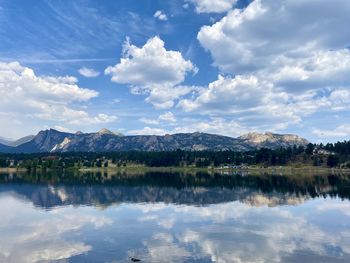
[1,170,350,262]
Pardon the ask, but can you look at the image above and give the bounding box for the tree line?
[1,140,350,169]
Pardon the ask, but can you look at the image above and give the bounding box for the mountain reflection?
[2,171,350,262]
[1,170,350,209]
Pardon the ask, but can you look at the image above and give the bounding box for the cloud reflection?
[0,195,112,263]
[131,199,350,263]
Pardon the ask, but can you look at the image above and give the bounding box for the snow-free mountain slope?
[0,129,310,153]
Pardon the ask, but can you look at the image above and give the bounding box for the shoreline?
[1,165,350,175]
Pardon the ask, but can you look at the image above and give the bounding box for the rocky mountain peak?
[0,129,310,153]
[239,132,309,148]
[239,132,273,143]
[97,128,114,135]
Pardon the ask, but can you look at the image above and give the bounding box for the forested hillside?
[1,141,350,169]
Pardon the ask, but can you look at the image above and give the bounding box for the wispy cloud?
[0,57,115,64]
[78,67,100,77]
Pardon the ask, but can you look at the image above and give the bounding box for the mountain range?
[0,135,35,147]
[0,129,309,153]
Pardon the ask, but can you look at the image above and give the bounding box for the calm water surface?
[1,170,350,263]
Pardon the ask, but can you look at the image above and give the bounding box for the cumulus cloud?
[153,10,168,21]
[268,50,350,94]
[179,75,301,130]
[181,0,350,132]
[105,37,196,86]
[185,0,237,13]
[179,75,271,113]
[105,36,197,108]
[178,74,349,132]
[198,0,350,74]
[78,67,100,77]
[144,85,195,109]
[0,61,116,137]
[0,62,97,102]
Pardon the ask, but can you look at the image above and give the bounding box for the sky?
[1,0,350,142]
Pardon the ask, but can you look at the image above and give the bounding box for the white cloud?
[313,125,350,139]
[105,36,196,88]
[127,126,168,136]
[67,113,117,125]
[181,0,350,132]
[53,125,74,133]
[329,89,350,111]
[0,61,116,137]
[78,67,100,78]
[145,85,195,109]
[139,111,177,125]
[105,36,197,108]
[179,75,302,130]
[186,0,237,13]
[198,0,350,74]
[139,118,160,125]
[178,74,350,133]
[33,107,117,126]
[111,98,121,104]
[172,117,249,137]
[0,62,97,102]
[153,10,168,21]
[269,50,350,94]
[180,75,267,112]
[158,112,176,123]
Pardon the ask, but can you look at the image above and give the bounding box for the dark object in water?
[130,258,141,262]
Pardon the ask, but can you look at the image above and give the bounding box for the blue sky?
[1,0,350,142]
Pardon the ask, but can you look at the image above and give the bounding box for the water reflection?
[1,170,350,208]
[0,195,112,262]
[0,171,350,262]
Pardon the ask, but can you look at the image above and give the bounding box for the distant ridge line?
[0,129,309,154]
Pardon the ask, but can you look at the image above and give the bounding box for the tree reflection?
[1,170,350,208]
